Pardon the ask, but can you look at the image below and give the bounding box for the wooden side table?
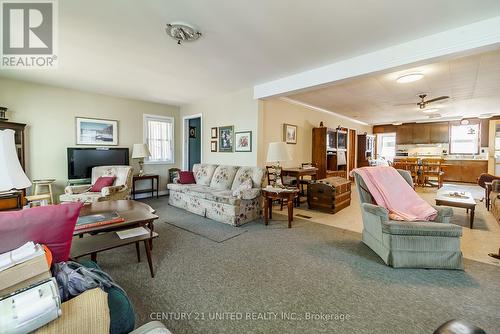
[485,181,493,211]
[31,179,56,204]
[262,188,299,228]
[132,174,160,199]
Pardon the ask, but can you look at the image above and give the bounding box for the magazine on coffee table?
[75,211,125,231]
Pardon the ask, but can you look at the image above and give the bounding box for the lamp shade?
[0,129,31,192]
[266,142,292,162]
[132,143,151,159]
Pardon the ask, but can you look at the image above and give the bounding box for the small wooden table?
[262,188,299,228]
[71,200,159,277]
[281,167,318,206]
[132,174,160,199]
[435,190,476,229]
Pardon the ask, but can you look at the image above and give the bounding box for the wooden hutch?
[357,134,375,167]
[312,126,348,179]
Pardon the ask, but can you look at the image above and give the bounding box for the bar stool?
[31,179,56,204]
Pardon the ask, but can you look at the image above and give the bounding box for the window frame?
[143,114,175,165]
[449,123,480,155]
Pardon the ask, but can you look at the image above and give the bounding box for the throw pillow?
[90,176,116,192]
[0,202,83,263]
[232,179,253,198]
[179,171,196,184]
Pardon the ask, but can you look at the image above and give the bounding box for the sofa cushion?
[179,171,196,184]
[210,165,239,190]
[90,176,116,192]
[231,166,266,190]
[59,192,104,204]
[193,164,218,186]
[0,203,83,263]
[207,190,241,206]
[167,183,198,193]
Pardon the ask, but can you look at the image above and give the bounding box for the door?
[188,117,201,170]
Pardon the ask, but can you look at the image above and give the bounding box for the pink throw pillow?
[0,202,83,263]
[90,176,116,192]
[179,171,196,184]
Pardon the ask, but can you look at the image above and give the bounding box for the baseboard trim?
[132,190,169,200]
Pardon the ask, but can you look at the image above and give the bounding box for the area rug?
[144,198,247,243]
[94,197,500,334]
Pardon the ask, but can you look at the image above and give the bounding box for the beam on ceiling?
[254,16,500,99]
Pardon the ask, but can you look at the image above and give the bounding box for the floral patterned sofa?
[167,164,266,226]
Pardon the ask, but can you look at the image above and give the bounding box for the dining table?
[281,167,318,206]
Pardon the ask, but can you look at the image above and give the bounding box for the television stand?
[67,178,91,186]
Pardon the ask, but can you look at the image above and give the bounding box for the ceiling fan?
[395,94,450,109]
[416,94,449,109]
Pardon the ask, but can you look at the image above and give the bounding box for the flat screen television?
[67,147,129,180]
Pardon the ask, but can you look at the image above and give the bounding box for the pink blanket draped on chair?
[352,166,437,221]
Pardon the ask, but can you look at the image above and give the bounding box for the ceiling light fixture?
[396,73,424,84]
[422,108,439,113]
[461,119,470,125]
[166,22,202,45]
[392,122,402,126]
[478,113,493,119]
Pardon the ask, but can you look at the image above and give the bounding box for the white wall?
[0,77,181,199]
[259,98,373,168]
[180,88,259,167]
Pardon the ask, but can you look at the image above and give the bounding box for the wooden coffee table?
[71,200,159,277]
[435,190,476,229]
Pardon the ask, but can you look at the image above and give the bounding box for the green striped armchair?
[353,169,463,270]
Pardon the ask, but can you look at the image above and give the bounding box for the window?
[143,115,174,163]
[376,133,396,160]
[450,124,479,154]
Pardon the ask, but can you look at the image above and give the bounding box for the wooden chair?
[421,159,444,188]
[299,162,317,195]
[266,166,291,210]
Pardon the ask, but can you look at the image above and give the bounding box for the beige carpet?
[274,183,500,266]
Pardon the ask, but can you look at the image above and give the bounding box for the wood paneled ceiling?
[286,49,500,125]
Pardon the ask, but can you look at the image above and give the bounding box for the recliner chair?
[352,169,464,269]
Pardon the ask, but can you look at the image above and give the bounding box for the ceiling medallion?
[166,23,202,45]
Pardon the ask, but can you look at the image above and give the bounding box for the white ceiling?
[1,0,500,105]
[287,49,500,124]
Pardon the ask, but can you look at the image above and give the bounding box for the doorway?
[183,114,202,171]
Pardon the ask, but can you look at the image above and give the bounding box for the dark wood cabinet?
[357,134,375,167]
[312,127,348,179]
[373,124,396,134]
[430,122,449,143]
[412,124,431,144]
[443,160,487,183]
[480,119,489,147]
[396,124,413,144]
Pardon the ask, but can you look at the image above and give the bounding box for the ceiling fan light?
[396,73,424,84]
[422,108,439,113]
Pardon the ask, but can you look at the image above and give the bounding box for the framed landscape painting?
[283,123,297,144]
[235,131,252,152]
[219,125,234,152]
[76,117,118,145]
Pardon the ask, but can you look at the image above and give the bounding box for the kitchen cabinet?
[442,160,487,183]
[430,122,449,143]
[373,124,396,134]
[412,124,431,144]
[396,124,413,144]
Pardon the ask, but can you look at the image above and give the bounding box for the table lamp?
[266,142,292,187]
[0,129,31,192]
[132,144,151,176]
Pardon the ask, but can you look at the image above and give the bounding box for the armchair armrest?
[101,185,126,197]
[382,220,462,237]
[361,203,389,222]
[64,184,91,195]
[430,206,454,223]
[492,179,500,193]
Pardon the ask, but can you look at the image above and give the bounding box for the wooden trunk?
[307,177,351,214]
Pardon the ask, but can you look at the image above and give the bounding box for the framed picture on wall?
[235,131,252,152]
[283,123,297,144]
[219,125,234,152]
[211,141,217,152]
[211,127,218,139]
[76,117,118,145]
